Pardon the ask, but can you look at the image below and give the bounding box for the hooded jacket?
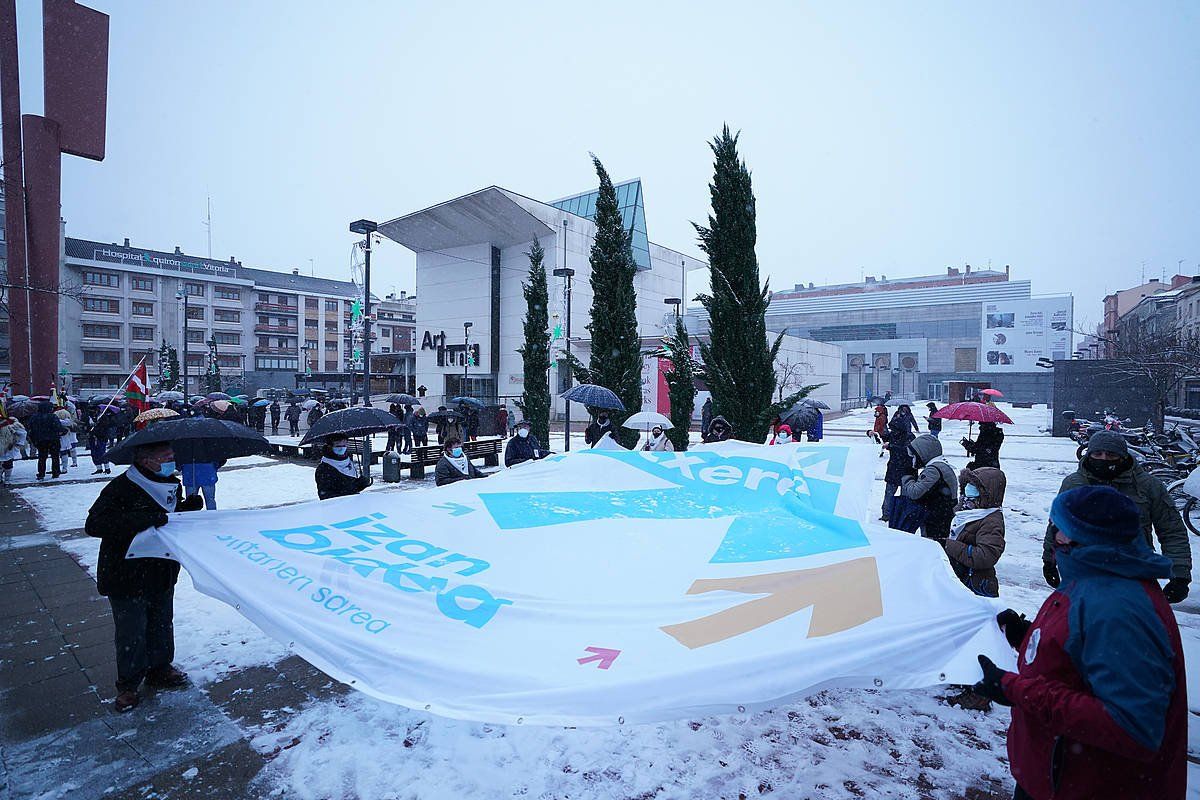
[901,434,958,538]
[1004,529,1185,799]
[943,466,1006,597]
[1042,460,1191,581]
[881,416,916,485]
[701,415,733,444]
[964,422,1004,468]
[26,401,63,444]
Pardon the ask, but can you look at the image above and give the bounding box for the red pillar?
[21,115,61,394]
[0,0,31,393]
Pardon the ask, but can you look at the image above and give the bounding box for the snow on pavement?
[28,406,1200,797]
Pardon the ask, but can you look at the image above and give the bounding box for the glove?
[151,510,169,528]
[1163,578,1190,604]
[175,495,204,513]
[1043,562,1060,589]
[971,655,1012,707]
[996,609,1031,650]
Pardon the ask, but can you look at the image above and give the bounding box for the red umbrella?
[980,388,1004,397]
[933,402,1013,424]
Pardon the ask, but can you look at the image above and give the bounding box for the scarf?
[447,453,471,475]
[646,432,668,450]
[949,508,1002,540]
[320,455,359,478]
[125,465,179,512]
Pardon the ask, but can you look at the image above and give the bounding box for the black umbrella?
[104,417,269,465]
[299,407,404,445]
[560,383,625,411]
[450,396,484,408]
[426,409,463,422]
[801,398,831,410]
[386,393,421,405]
[782,405,819,432]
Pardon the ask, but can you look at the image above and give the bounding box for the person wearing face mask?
[974,487,1186,800]
[769,423,794,446]
[644,424,676,452]
[899,434,958,540]
[315,436,371,500]
[505,420,550,466]
[585,412,616,447]
[701,415,733,444]
[84,441,204,712]
[436,436,484,486]
[1042,431,1191,602]
[943,467,1007,597]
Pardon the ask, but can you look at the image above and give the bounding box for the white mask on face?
[518,428,529,438]
[777,432,791,443]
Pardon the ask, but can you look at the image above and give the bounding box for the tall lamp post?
[349,219,378,406]
[462,321,473,396]
[175,288,190,396]
[552,266,575,451]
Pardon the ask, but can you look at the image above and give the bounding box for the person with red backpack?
[973,486,1186,800]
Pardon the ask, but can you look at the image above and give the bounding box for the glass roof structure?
[551,179,651,270]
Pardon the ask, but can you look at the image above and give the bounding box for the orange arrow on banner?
[660,556,883,649]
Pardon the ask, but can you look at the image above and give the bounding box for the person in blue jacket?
[181,460,222,510]
[805,410,824,442]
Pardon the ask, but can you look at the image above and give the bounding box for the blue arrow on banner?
[478,450,868,564]
[433,502,476,517]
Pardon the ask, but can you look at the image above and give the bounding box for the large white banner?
[981,296,1073,371]
[129,442,1012,726]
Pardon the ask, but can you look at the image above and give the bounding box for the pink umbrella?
[980,388,1004,397]
[932,401,1013,439]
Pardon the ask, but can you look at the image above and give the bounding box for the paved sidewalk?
[0,490,344,800]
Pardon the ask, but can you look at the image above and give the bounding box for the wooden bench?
[406,436,504,479]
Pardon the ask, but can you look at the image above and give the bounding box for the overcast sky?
[16,1,1199,330]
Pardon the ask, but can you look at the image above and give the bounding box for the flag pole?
[95,355,147,422]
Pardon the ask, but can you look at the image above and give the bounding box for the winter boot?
[114,689,140,712]
[145,665,189,689]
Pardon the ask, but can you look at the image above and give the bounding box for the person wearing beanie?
[899,433,958,539]
[1041,429,1191,601]
[974,486,1186,800]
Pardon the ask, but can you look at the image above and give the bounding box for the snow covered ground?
[25,405,1200,797]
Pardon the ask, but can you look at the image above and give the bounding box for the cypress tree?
[695,126,793,442]
[167,346,181,393]
[661,315,697,451]
[517,238,551,446]
[580,155,642,447]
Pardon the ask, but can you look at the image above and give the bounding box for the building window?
[380,327,391,337]
[83,349,122,366]
[258,336,271,348]
[186,353,206,367]
[82,323,120,339]
[184,282,204,297]
[84,297,120,314]
[255,357,299,371]
[305,298,318,310]
[131,277,154,292]
[215,286,240,301]
[83,270,120,288]
[325,360,338,371]
[258,315,270,325]
[304,318,318,328]
[131,301,154,317]
[214,309,240,323]
[325,320,338,332]
[305,338,319,350]
[214,332,240,345]
[325,300,338,312]
[131,326,155,341]
[186,329,206,344]
[217,354,242,368]
[185,306,205,321]
[324,340,338,351]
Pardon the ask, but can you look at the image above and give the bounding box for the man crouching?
[85,442,203,712]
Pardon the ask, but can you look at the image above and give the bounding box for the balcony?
[254,346,298,355]
[254,302,298,314]
[253,324,299,334]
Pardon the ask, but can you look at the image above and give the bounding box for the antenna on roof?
[309,258,315,277]
[204,196,212,258]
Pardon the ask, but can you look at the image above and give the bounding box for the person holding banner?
[974,486,1186,800]
[84,442,204,712]
[315,436,371,500]
[435,436,484,486]
[900,434,958,540]
[505,420,550,466]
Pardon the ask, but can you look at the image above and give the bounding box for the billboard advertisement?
[980,296,1072,371]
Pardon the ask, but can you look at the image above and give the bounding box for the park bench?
[407,436,503,479]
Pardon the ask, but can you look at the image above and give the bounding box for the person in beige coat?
[943,466,1006,597]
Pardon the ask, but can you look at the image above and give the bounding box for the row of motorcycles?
[1064,411,1200,534]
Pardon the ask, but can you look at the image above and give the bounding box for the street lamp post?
[463,321,474,396]
[349,219,378,406]
[664,297,682,319]
[552,266,575,452]
[175,289,190,396]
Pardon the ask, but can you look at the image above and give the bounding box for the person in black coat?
[504,420,549,467]
[84,441,203,712]
[963,421,1004,469]
[701,415,733,444]
[410,407,430,448]
[925,402,942,438]
[879,416,916,522]
[315,437,370,500]
[435,437,485,486]
[269,400,281,435]
[26,400,64,479]
[284,402,302,436]
[584,412,617,446]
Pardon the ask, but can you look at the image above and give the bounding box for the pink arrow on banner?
[577,646,620,670]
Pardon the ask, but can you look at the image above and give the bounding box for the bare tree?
[775,354,814,401]
[1091,320,1200,429]
[0,266,89,316]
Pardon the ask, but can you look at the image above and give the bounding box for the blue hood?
[1057,538,1172,583]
